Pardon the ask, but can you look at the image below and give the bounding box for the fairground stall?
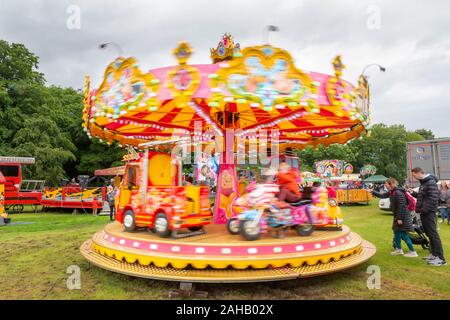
[316,159,372,205]
[80,34,376,283]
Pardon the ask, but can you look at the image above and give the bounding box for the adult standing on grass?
[372,178,418,257]
[409,167,446,266]
[438,181,450,223]
[106,184,116,221]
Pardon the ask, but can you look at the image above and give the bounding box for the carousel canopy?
[83,34,371,150]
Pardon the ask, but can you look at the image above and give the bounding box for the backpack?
[404,191,416,212]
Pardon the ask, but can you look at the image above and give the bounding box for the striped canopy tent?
[83,36,371,150]
[82,34,372,223]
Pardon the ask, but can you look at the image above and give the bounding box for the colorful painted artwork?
[343,163,354,174]
[94,57,160,118]
[167,42,200,106]
[196,153,219,185]
[227,56,302,108]
[210,45,316,111]
[360,164,377,176]
[315,160,344,177]
[215,164,238,223]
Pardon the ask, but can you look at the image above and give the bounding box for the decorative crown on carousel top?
[210,33,241,63]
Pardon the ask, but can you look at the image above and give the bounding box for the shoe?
[428,259,447,266]
[439,219,444,223]
[404,251,419,258]
[422,254,437,261]
[391,249,404,256]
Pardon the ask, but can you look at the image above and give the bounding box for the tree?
[0,40,124,185]
[414,129,434,140]
[11,115,76,184]
[0,40,44,85]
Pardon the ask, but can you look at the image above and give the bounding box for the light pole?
[99,42,124,56]
[264,25,279,45]
[362,63,386,78]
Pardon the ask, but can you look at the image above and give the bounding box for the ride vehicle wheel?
[239,220,261,241]
[123,210,136,232]
[295,223,315,236]
[227,218,240,235]
[154,213,171,238]
[188,226,203,232]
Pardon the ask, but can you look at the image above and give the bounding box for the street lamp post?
[362,63,386,77]
[264,25,279,45]
[99,42,124,56]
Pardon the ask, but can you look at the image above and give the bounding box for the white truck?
[406,138,450,188]
[378,138,450,211]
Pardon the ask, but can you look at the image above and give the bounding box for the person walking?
[372,178,418,257]
[409,167,446,266]
[438,181,449,223]
[106,184,116,221]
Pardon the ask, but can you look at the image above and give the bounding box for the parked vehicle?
[0,157,43,213]
[377,187,419,212]
[406,138,450,188]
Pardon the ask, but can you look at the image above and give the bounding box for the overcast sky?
[0,0,449,136]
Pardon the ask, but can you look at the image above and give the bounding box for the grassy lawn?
[1,201,449,300]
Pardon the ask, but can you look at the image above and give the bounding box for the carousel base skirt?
[80,222,376,283]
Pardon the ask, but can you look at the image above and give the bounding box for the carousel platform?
[80,222,376,283]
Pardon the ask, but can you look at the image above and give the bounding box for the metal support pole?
[177,156,183,186]
[142,148,149,205]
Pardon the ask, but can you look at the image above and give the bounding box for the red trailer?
[0,156,104,213]
[40,185,105,212]
[0,157,44,213]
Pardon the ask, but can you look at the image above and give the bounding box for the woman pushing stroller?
[372,178,418,258]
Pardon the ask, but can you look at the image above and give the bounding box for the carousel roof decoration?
[210,33,241,64]
[166,42,201,108]
[83,35,372,150]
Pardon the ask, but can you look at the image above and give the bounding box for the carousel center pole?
[213,111,239,224]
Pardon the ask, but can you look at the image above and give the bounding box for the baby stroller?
[393,212,430,251]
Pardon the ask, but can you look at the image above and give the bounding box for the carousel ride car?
[80,34,376,282]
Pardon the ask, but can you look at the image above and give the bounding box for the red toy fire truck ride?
[116,149,212,238]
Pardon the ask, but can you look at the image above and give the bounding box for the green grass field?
[1,201,450,300]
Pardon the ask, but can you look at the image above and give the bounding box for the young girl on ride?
[373,178,418,257]
[247,168,280,208]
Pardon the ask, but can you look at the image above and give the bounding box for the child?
[373,178,418,257]
[247,168,279,208]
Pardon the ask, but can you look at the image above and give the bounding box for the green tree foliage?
[0,40,124,185]
[414,128,435,140]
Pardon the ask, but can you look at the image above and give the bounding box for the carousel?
[80,34,376,282]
